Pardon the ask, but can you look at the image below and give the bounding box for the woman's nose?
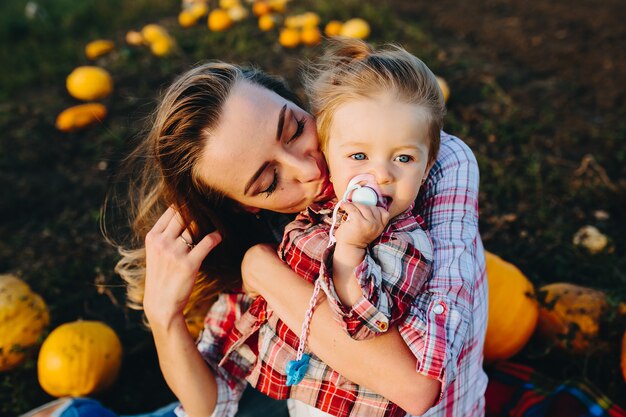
[283,152,321,183]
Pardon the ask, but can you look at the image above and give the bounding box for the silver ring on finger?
[180,235,195,250]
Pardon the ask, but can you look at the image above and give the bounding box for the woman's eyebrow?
[276,104,287,141]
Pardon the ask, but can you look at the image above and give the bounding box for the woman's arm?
[403,132,485,398]
[143,207,236,417]
[149,314,219,417]
[242,244,440,416]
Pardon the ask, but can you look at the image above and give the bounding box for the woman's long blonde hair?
[102,62,302,324]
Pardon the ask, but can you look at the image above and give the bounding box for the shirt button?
[433,304,445,315]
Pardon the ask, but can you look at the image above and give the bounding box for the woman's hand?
[241,243,279,298]
[143,206,222,328]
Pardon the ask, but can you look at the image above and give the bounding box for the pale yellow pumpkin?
[227,4,248,22]
[38,321,122,397]
[339,18,371,39]
[141,24,169,44]
[125,31,144,46]
[301,12,321,29]
[483,252,539,361]
[537,283,608,353]
[0,274,49,371]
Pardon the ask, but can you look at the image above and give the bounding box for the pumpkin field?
[1,0,625,415]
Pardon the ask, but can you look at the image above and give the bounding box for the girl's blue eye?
[350,153,367,160]
[395,155,413,163]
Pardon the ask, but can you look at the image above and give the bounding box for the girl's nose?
[372,162,394,185]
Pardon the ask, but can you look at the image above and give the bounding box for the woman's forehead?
[229,81,287,116]
[196,82,285,193]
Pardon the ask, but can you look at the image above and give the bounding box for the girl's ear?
[238,204,261,214]
[422,160,436,184]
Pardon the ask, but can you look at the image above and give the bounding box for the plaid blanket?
[485,361,626,417]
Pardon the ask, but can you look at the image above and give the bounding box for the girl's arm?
[242,244,440,416]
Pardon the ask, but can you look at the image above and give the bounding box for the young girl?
[200,38,445,417]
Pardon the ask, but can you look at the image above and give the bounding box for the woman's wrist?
[146,308,187,334]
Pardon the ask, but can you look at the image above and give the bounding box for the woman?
[26,61,487,417]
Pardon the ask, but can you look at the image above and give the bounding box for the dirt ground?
[392,0,626,116]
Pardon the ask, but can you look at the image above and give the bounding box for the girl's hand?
[143,207,222,328]
[241,243,279,298]
[334,202,390,249]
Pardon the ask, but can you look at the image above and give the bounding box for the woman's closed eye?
[261,168,278,197]
[287,116,306,144]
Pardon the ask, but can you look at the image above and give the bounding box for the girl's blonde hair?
[304,37,445,164]
[102,62,301,325]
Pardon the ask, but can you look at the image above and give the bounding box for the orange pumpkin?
[301,27,321,46]
[55,103,107,132]
[208,9,233,32]
[483,251,539,361]
[324,20,343,37]
[279,28,300,48]
[66,66,113,101]
[84,40,115,60]
[38,321,122,397]
[536,283,608,353]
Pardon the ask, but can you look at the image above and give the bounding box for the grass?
[1,0,624,415]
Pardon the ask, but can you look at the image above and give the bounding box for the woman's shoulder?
[428,132,479,180]
[437,131,478,166]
